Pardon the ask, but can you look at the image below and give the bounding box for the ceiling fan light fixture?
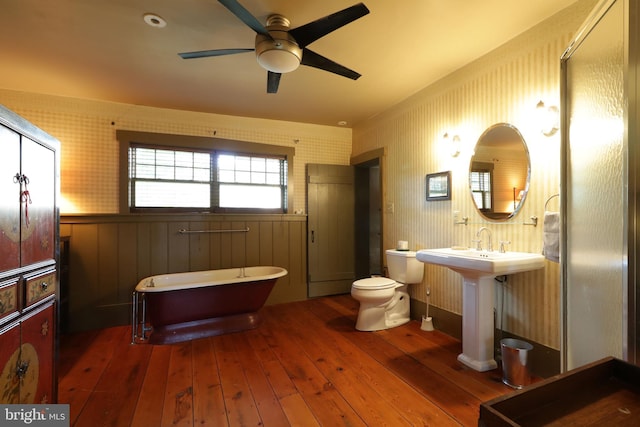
[257,49,301,73]
[256,32,302,73]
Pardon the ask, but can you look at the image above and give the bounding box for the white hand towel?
[542,211,559,263]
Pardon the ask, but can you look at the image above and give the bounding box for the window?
[130,146,212,208]
[470,170,492,211]
[216,153,287,210]
[120,131,293,214]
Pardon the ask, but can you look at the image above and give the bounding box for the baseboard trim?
[411,298,560,378]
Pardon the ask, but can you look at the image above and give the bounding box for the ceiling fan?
[179,0,370,93]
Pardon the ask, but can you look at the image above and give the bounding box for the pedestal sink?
[416,248,544,372]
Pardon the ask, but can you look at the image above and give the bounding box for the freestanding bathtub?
[131,266,287,344]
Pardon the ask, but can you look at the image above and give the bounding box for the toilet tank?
[385,249,424,284]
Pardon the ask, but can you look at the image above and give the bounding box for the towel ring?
[544,194,559,210]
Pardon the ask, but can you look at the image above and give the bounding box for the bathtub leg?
[131,291,138,344]
[140,294,150,340]
[131,291,151,343]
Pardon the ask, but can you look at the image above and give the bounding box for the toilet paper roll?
[397,240,409,250]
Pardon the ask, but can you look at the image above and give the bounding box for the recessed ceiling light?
[143,13,167,28]
[338,121,348,126]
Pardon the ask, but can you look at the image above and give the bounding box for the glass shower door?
[561,0,627,371]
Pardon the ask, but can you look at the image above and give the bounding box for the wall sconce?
[536,100,559,136]
[442,132,461,157]
[513,188,525,210]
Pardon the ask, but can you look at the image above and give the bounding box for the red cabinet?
[0,104,59,404]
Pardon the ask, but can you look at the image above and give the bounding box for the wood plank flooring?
[58,295,516,426]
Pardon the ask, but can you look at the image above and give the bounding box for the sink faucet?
[476,227,493,252]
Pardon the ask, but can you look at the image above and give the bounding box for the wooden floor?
[58,295,515,426]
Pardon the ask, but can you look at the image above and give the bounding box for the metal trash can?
[500,338,533,389]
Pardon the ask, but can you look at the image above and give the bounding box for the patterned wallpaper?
[352,0,597,349]
[0,91,352,214]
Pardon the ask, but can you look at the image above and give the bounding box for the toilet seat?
[352,277,396,290]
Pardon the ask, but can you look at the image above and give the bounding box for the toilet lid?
[352,277,396,290]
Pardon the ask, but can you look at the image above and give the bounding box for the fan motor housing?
[255,17,302,74]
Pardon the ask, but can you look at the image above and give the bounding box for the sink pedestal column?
[415,247,545,372]
[458,273,498,372]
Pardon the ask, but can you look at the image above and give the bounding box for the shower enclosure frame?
[560,0,639,371]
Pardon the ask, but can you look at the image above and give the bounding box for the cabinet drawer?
[0,279,19,321]
[25,270,56,307]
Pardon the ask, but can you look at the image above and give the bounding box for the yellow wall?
[352,0,596,350]
[0,90,352,214]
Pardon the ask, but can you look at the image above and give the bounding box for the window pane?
[252,157,266,172]
[219,184,281,208]
[156,165,174,180]
[156,150,174,166]
[235,156,251,171]
[236,171,250,183]
[194,168,210,181]
[136,164,155,179]
[218,170,235,183]
[251,172,266,184]
[135,181,210,208]
[194,153,210,168]
[218,154,235,170]
[175,151,193,168]
[175,167,193,180]
[266,158,280,173]
[136,148,156,164]
[266,172,280,185]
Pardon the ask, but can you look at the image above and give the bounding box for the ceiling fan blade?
[178,48,254,59]
[218,0,271,38]
[301,49,361,80]
[267,72,281,93]
[289,3,370,48]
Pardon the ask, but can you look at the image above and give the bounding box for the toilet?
[351,249,424,331]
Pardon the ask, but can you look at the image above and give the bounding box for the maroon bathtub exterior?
[143,277,279,344]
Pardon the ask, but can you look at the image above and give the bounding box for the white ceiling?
[0,0,578,127]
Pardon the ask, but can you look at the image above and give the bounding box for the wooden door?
[0,124,21,272]
[307,164,355,297]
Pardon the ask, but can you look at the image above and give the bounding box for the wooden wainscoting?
[60,214,307,333]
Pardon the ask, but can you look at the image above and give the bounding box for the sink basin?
[416,247,545,372]
[416,248,544,276]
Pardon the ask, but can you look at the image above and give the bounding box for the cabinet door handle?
[311,230,315,243]
[12,173,30,184]
[15,361,29,379]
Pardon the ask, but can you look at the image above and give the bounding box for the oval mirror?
[469,123,530,221]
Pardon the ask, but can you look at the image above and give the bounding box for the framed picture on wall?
[426,171,451,201]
